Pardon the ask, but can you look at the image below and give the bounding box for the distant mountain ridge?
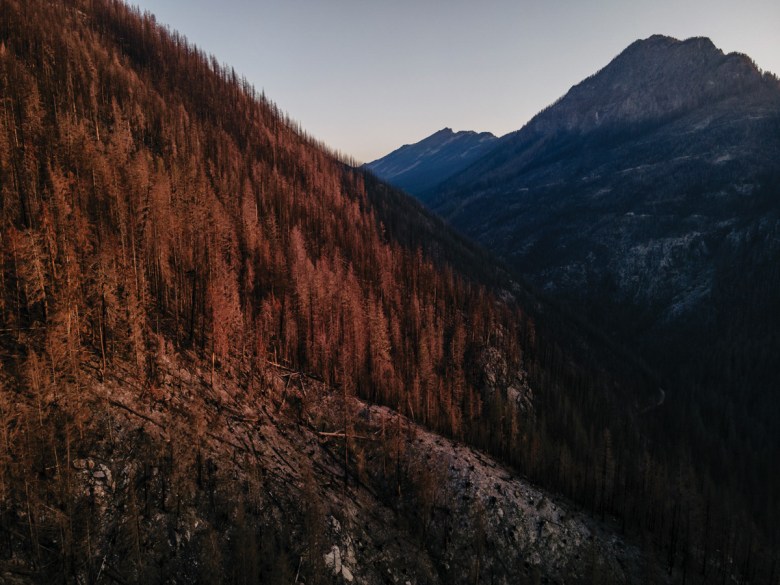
[372,34,780,552]
[374,34,780,327]
[371,35,779,199]
[365,127,497,196]
[429,34,780,313]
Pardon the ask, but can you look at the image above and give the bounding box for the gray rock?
[324,545,342,575]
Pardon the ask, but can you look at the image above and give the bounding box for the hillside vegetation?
[0,1,774,583]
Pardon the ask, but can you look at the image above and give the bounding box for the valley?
[0,1,777,583]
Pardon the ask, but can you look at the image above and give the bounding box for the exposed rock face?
[369,404,658,584]
[365,128,498,198]
[527,35,768,135]
[476,345,533,414]
[19,354,660,585]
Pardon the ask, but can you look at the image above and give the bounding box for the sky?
[129,0,780,163]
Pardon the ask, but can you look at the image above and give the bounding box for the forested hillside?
[0,1,775,583]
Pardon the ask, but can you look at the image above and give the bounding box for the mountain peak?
[620,35,719,60]
[631,34,715,49]
[434,127,454,135]
[528,34,768,135]
[633,33,680,47]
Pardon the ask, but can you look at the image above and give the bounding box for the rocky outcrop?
[26,352,661,585]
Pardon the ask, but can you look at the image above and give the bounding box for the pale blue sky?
[129,0,780,162]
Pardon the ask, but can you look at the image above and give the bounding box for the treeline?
[0,0,775,583]
[0,0,526,440]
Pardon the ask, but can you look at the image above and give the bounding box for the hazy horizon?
[129,0,780,162]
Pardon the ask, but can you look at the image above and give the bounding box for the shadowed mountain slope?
[365,127,497,197]
[382,34,780,564]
